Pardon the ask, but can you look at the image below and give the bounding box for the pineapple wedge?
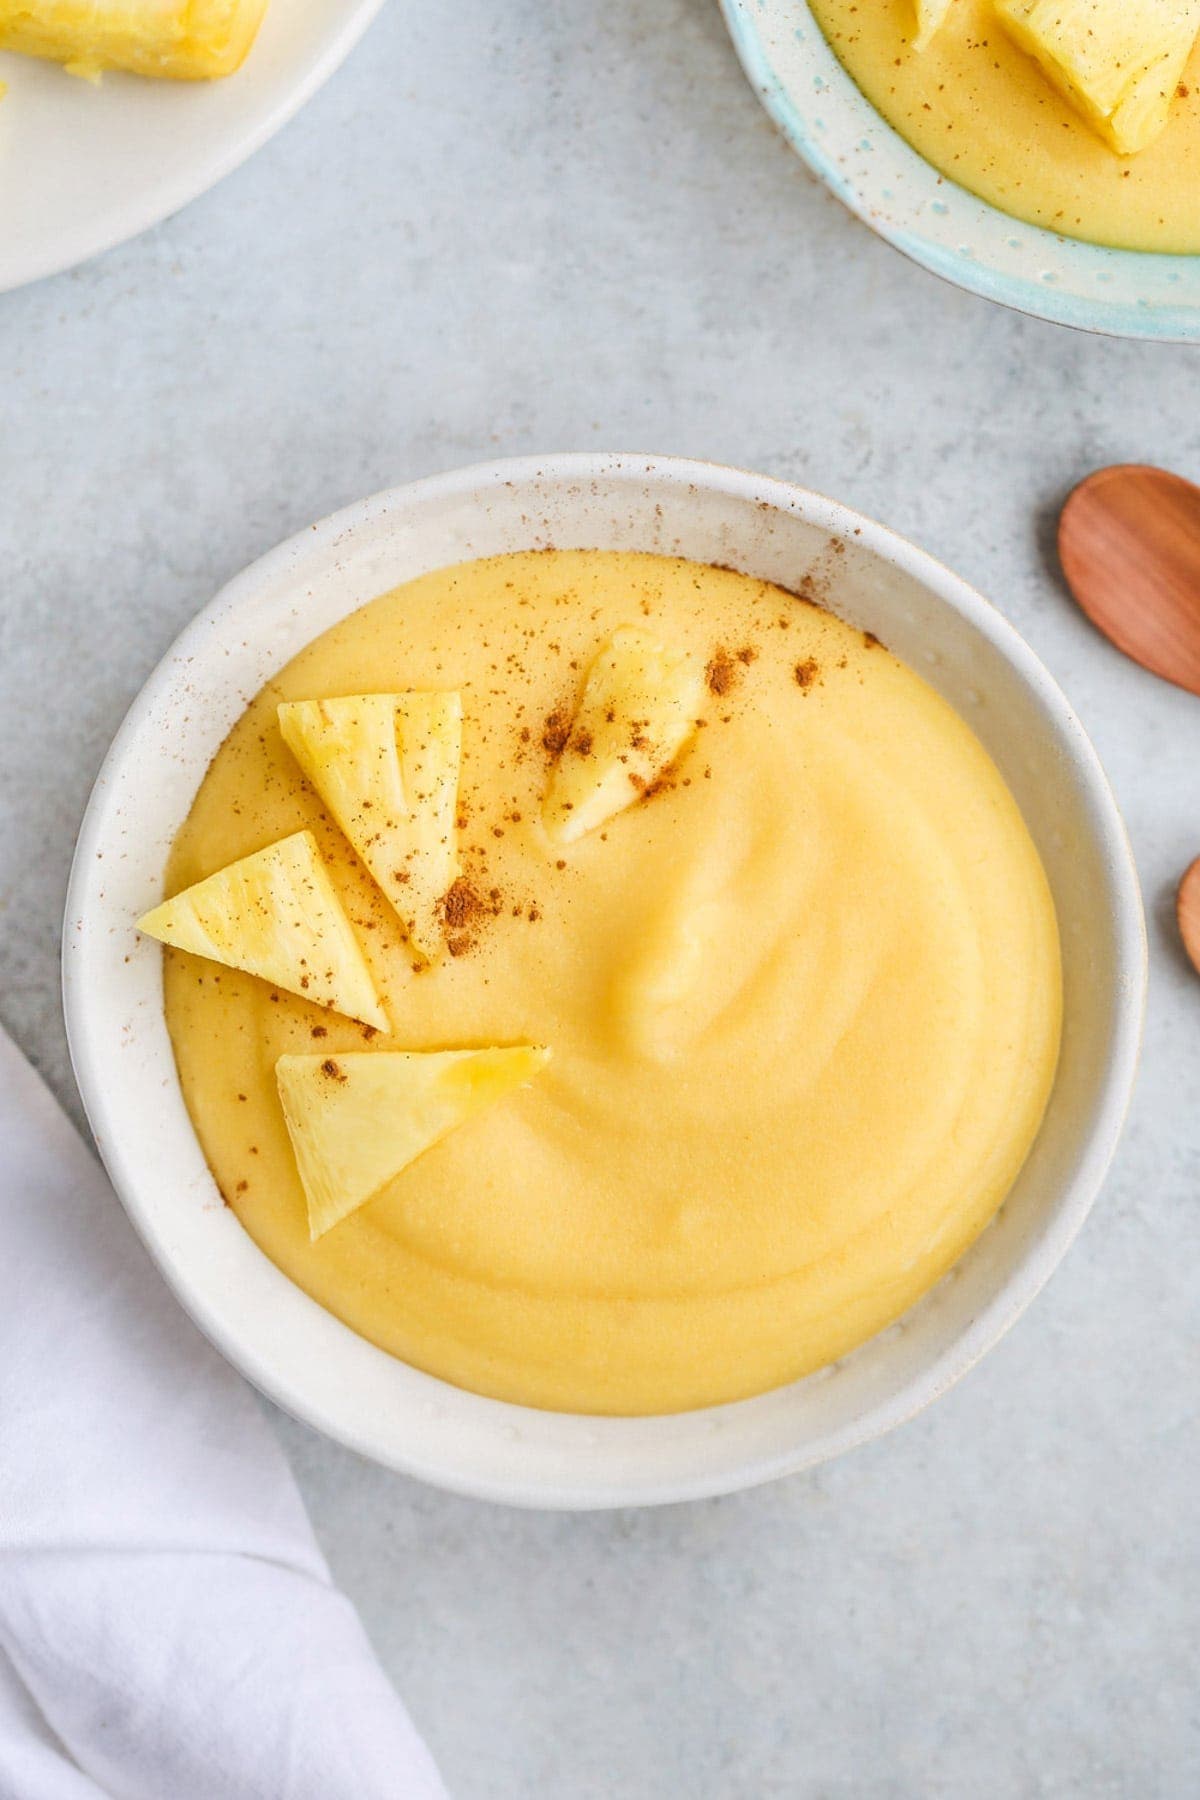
[542,627,704,846]
[276,1045,552,1239]
[137,830,388,1031]
[278,693,463,964]
[0,0,269,82]
[912,0,956,52]
[995,0,1200,155]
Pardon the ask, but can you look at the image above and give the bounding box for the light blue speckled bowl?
[721,0,1200,341]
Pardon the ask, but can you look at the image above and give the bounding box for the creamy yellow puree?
[163,549,1061,1415]
[809,0,1200,253]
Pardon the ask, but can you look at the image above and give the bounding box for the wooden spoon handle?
[1059,465,1200,698]
[1178,857,1200,977]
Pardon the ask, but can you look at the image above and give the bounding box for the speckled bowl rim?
[720,0,1200,341]
[63,453,1147,1509]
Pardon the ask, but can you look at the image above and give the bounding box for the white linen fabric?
[0,1025,445,1800]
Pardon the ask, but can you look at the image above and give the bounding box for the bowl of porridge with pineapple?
[721,0,1200,338]
[64,454,1144,1506]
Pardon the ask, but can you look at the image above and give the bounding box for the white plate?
[0,0,382,294]
[64,454,1146,1509]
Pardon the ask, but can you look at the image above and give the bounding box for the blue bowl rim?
[720,0,1200,343]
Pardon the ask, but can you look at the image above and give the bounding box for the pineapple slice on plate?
[912,0,956,52]
[278,693,463,964]
[0,0,270,82]
[995,0,1200,155]
[542,627,704,846]
[276,1045,552,1239]
[137,829,388,1031]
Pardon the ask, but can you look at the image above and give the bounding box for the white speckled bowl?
[721,0,1200,340]
[64,454,1145,1509]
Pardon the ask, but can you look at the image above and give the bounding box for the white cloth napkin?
[0,1024,446,1800]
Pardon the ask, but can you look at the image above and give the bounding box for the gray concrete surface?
[2,2,1197,1794]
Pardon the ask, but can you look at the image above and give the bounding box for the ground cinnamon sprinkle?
[438,875,504,957]
[794,658,820,691]
[440,878,484,931]
[706,647,736,696]
[862,630,882,650]
[320,1059,347,1083]
[542,709,570,756]
[707,644,757,696]
[572,728,593,757]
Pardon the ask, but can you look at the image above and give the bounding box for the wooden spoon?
[1179,859,1200,979]
[1059,464,1200,697]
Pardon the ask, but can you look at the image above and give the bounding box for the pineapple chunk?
[276,1045,552,1239]
[278,693,463,964]
[912,0,956,52]
[995,0,1200,155]
[542,627,704,846]
[137,830,388,1031]
[0,0,269,82]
